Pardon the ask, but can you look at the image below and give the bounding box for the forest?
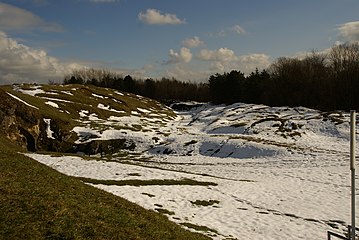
[64,42,359,111]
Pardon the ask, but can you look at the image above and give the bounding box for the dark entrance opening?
[19,127,36,152]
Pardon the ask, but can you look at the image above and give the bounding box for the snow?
[44,91,58,95]
[7,92,39,109]
[89,113,100,121]
[61,91,73,95]
[26,102,359,239]
[97,103,125,113]
[43,118,55,139]
[137,107,151,113]
[72,126,101,143]
[92,93,105,99]
[131,111,140,115]
[41,97,73,103]
[16,87,45,96]
[79,110,100,121]
[79,110,89,118]
[45,101,59,108]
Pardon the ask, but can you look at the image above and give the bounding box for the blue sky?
[0,0,359,84]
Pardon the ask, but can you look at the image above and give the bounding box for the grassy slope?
[0,135,208,238]
[2,84,176,134]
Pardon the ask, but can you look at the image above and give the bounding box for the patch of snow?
[107,116,123,122]
[79,110,89,118]
[61,91,73,95]
[98,103,110,110]
[148,113,161,117]
[89,113,100,121]
[7,92,39,109]
[45,91,58,95]
[92,93,105,99]
[17,88,45,96]
[137,107,151,113]
[97,103,125,113]
[43,118,55,139]
[41,97,73,103]
[115,91,124,96]
[72,126,101,143]
[45,101,59,108]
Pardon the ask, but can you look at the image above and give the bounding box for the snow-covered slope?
[15,85,358,240]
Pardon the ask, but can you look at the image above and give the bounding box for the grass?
[155,208,175,216]
[190,199,220,207]
[76,177,218,186]
[0,136,209,240]
[2,83,176,136]
[180,222,219,235]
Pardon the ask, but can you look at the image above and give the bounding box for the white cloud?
[0,31,81,84]
[232,24,246,35]
[197,47,271,75]
[237,53,271,72]
[165,65,209,82]
[164,53,271,81]
[198,48,238,62]
[138,9,185,25]
[0,3,63,32]
[0,31,157,84]
[337,21,359,42]
[182,36,204,48]
[209,61,226,72]
[166,47,192,64]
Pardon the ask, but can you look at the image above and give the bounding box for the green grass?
[76,177,218,187]
[155,208,175,216]
[0,136,209,240]
[190,200,220,207]
[180,222,219,235]
[2,84,176,136]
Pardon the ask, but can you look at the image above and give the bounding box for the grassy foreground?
[0,137,209,240]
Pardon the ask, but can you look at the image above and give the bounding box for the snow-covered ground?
[26,102,359,240]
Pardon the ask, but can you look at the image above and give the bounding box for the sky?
[0,0,359,84]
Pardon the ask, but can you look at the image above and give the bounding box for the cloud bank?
[166,47,192,64]
[198,48,238,62]
[0,31,81,84]
[0,2,63,32]
[138,9,185,25]
[198,47,270,74]
[338,21,359,42]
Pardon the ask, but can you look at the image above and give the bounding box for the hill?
[0,83,208,240]
[0,83,176,154]
[1,83,357,239]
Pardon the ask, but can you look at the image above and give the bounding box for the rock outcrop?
[0,88,134,155]
[0,88,47,151]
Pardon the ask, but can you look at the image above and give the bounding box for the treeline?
[209,43,359,110]
[64,69,210,103]
[64,42,359,111]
